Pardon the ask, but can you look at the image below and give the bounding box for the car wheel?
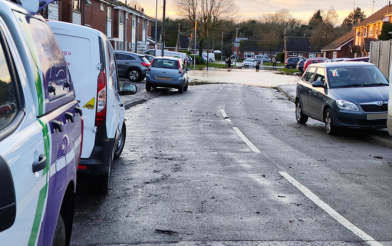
[324,108,337,135]
[114,123,126,159]
[178,84,184,93]
[184,83,188,91]
[52,214,66,246]
[146,83,151,91]
[128,69,140,82]
[295,100,308,124]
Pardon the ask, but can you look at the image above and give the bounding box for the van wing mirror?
[121,83,137,95]
[0,155,16,233]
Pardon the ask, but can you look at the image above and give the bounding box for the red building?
[321,31,354,59]
[42,0,153,52]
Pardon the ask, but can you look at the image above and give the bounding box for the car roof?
[308,61,374,68]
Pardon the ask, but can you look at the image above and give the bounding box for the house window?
[132,18,136,27]
[73,0,80,12]
[100,3,104,11]
[363,27,367,37]
[107,7,111,20]
[289,53,297,57]
[298,53,303,57]
[119,12,124,24]
[369,27,373,36]
[309,53,314,58]
[244,52,254,58]
[50,1,59,5]
[333,52,337,59]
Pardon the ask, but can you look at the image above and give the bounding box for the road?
[72,84,392,246]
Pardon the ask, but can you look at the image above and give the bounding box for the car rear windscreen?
[152,59,178,69]
[139,56,150,63]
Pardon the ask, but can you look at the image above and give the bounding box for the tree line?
[159,3,367,57]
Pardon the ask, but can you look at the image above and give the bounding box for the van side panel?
[52,32,98,158]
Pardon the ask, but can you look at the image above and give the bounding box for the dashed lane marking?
[279,171,383,246]
[220,109,232,123]
[233,127,261,153]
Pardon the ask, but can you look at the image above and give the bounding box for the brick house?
[284,37,322,60]
[352,4,392,56]
[235,39,284,59]
[321,31,354,59]
[42,0,153,52]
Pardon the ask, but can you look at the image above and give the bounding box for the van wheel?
[114,123,126,159]
[90,148,113,194]
[52,215,66,246]
[128,69,140,82]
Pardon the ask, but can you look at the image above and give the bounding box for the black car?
[285,57,305,69]
[296,59,306,72]
[295,62,389,135]
[115,51,150,82]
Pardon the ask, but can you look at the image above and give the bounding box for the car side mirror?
[120,83,137,95]
[0,155,16,233]
[312,81,324,88]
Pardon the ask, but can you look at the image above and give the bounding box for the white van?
[48,21,137,194]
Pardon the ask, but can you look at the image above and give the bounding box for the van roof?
[48,20,103,38]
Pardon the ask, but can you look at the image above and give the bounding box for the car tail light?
[141,62,150,67]
[78,165,87,170]
[95,70,107,126]
[148,59,154,71]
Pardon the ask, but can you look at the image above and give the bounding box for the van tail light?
[178,60,182,74]
[95,70,107,126]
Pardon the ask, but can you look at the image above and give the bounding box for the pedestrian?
[272,56,277,67]
[255,59,261,72]
[226,57,232,71]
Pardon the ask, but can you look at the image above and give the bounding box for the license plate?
[367,113,387,120]
[156,76,172,81]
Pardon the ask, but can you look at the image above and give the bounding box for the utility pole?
[221,32,224,61]
[194,20,197,71]
[235,27,239,66]
[161,0,166,57]
[154,0,158,55]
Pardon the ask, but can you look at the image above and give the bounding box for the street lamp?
[194,19,197,71]
[221,32,224,61]
[235,27,240,66]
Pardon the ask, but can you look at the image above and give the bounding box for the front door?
[298,67,316,115]
[309,68,326,120]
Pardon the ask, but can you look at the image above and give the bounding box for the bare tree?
[173,0,238,56]
[260,30,280,55]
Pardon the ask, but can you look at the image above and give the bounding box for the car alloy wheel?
[324,109,336,135]
[295,100,308,124]
[128,69,140,82]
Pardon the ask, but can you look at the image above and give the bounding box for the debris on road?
[155,229,177,234]
[373,156,383,159]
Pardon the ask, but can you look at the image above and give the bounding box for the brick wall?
[126,13,133,51]
[85,1,106,33]
[60,0,72,23]
[113,10,119,38]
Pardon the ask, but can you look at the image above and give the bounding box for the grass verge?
[194,63,228,69]
[278,68,300,75]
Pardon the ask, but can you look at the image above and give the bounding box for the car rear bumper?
[78,122,114,176]
[146,77,186,89]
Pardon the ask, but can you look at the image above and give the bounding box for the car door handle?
[65,112,74,123]
[52,120,63,132]
[32,155,46,173]
[125,62,129,65]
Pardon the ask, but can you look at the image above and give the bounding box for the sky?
[120,0,390,25]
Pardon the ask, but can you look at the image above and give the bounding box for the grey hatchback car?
[295,62,389,135]
[146,57,189,93]
[115,51,150,82]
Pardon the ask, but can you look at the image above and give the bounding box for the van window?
[0,39,18,131]
[106,41,119,92]
[15,12,73,115]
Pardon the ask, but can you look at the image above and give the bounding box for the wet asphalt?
[72,83,392,246]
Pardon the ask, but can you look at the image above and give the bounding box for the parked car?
[330,58,350,62]
[285,57,306,68]
[255,55,270,63]
[114,51,150,82]
[295,62,388,135]
[144,54,155,63]
[344,57,369,62]
[303,58,327,71]
[49,21,137,194]
[296,59,306,73]
[146,57,189,93]
[0,1,83,245]
[0,104,12,115]
[242,58,256,67]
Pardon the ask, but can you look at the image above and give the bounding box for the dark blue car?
[295,62,389,134]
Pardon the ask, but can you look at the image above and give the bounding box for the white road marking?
[233,127,261,153]
[220,109,232,123]
[279,171,383,246]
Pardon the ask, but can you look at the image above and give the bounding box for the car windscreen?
[152,59,178,69]
[139,56,150,63]
[327,66,389,88]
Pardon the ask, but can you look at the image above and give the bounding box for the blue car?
[146,57,189,93]
[295,62,389,134]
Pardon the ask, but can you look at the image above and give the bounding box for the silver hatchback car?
[146,57,189,93]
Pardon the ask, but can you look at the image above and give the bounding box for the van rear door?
[51,27,99,158]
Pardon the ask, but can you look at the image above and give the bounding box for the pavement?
[277,84,392,149]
